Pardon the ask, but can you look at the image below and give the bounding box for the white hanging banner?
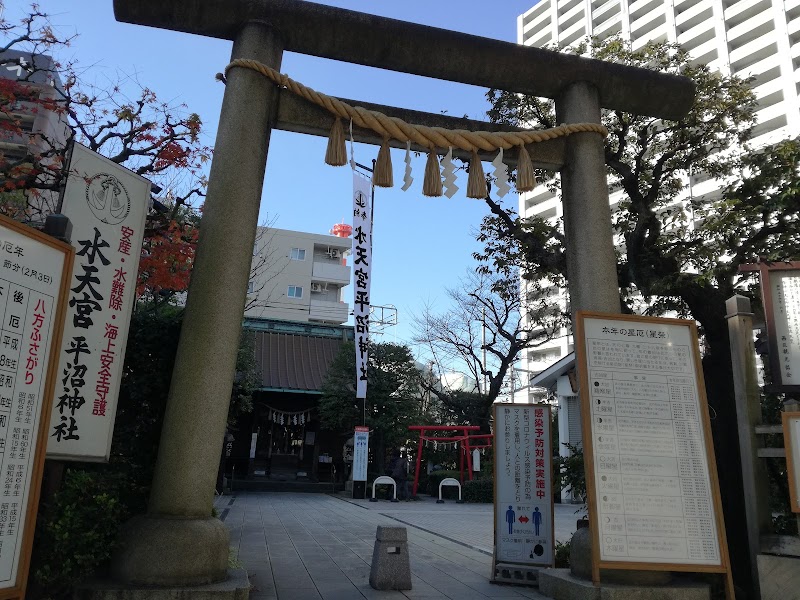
[46,143,150,462]
[352,173,372,399]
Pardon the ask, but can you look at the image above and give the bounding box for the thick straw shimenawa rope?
[221,59,608,196]
[223,58,608,152]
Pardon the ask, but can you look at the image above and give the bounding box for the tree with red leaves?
[0,5,211,300]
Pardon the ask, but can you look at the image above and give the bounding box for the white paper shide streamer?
[441,147,459,199]
[492,148,510,198]
[402,141,414,191]
[352,173,372,399]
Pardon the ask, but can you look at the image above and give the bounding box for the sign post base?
[491,562,541,586]
[352,481,366,499]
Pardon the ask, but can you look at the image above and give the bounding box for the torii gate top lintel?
[114,0,694,120]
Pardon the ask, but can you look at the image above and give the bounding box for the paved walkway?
[219,493,584,600]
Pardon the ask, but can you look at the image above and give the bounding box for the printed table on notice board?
[0,219,70,591]
[579,315,722,566]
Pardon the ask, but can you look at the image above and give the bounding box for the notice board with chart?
[575,312,732,595]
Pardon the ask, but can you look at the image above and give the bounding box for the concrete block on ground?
[758,554,800,600]
[539,569,599,600]
[73,568,250,600]
[599,581,709,600]
[538,569,709,600]
[369,526,411,591]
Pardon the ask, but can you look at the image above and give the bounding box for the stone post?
[725,295,768,600]
[111,22,283,586]
[556,81,620,318]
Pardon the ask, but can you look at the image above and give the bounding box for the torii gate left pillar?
[108,0,695,594]
[110,23,284,586]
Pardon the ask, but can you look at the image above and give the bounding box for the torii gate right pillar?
[557,81,621,318]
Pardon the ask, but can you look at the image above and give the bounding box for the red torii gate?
[408,425,494,496]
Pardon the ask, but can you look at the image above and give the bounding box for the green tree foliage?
[29,308,258,598]
[31,470,128,599]
[482,35,800,442]
[319,341,424,473]
[483,35,800,588]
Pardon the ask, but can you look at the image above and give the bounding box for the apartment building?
[515,0,800,400]
[0,50,70,222]
[246,227,352,325]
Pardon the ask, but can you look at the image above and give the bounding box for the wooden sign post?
[0,215,72,599]
[575,312,733,599]
[740,261,800,393]
[783,412,800,514]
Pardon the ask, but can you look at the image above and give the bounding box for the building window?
[247,281,254,294]
[290,247,306,260]
[288,285,303,298]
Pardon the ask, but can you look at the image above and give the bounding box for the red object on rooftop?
[331,223,352,237]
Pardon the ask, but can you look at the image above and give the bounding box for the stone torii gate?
[109,0,694,592]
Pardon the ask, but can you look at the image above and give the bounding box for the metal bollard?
[369,526,412,591]
[436,477,463,503]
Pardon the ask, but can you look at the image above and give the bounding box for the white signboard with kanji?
[493,404,553,567]
[353,426,369,482]
[768,270,800,387]
[47,143,149,461]
[0,215,71,596]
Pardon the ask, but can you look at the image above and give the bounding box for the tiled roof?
[254,331,345,392]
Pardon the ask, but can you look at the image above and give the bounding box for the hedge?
[463,477,493,503]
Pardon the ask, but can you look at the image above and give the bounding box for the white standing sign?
[577,313,725,569]
[783,412,800,513]
[493,404,553,567]
[768,270,800,386]
[353,426,369,482]
[351,173,372,400]
[46,143,149,461]
[0,216,71,593]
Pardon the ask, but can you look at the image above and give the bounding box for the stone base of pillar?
[74,568,250,600]
[110,514,230,586]
[539,569,710,600]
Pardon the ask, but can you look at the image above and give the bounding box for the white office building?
[515,0,800,403]
[246,227,352,325]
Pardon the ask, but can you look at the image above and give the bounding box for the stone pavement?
[219,492,585,600]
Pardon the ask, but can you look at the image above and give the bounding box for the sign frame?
[47,141,150,462]
[492,403,554,579]
[740,261,800,393]
[352,426,369,482]
[575,311,733,597]
[0,214,73,600]
[782,411,800,514]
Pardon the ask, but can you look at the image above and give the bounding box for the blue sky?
[20,0,538,353]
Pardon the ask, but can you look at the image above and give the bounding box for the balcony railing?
[312,261,350,285]
[309,299,349,324]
